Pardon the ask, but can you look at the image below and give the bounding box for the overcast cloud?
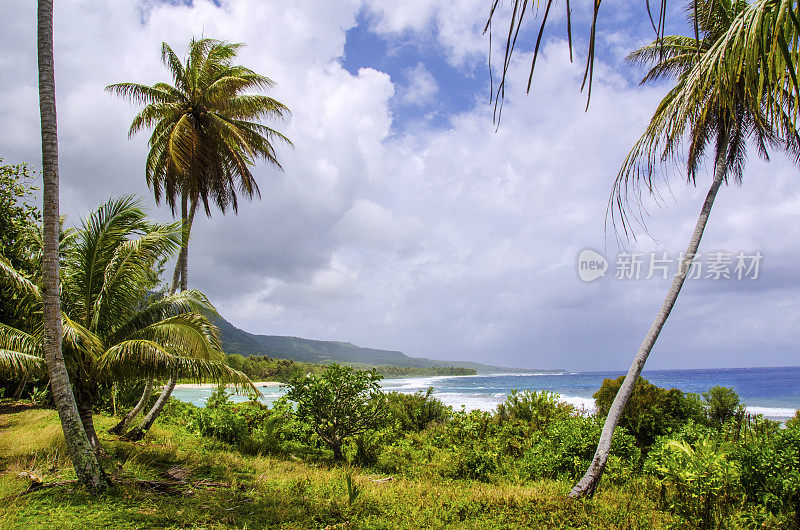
[1,1,798,370]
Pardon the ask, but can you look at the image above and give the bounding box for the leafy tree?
[106,37,291,294]
[571,0,800,497]
[0,197,256,447]
[594,376,704,448]
[702,386,744,428]
[285,364,386,461]
[35,0,106,491]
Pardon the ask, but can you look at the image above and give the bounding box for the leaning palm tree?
[0,197,257,449]
[35,0,106,490]
[107,38,289,427]
[569,0,800,497]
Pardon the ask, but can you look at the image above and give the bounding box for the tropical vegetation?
[2,365,799,528]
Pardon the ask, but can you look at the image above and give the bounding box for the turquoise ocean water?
[171,366,800,421]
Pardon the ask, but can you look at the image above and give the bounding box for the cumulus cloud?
[400,63,439,107]
[2,1,799,370]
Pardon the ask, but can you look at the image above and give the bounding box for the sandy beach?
[172,381,282,389]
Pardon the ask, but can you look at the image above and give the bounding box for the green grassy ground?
[0,403,676,529]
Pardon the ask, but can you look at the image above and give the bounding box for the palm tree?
[106,37,291,293]
[0,197,258,449]
[569,0,800,497]
[107,38,290,430]
[35,0,107,491]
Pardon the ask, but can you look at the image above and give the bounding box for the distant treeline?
[225,354,475,383]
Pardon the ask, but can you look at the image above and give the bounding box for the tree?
[570,0,800,497]
[702,386,743,428]
[0,197,257,448]
[285,364,386,461]
[106,37,291,294]
[593,376,703,447]
[107,38,290,426]
[35,0,107,491]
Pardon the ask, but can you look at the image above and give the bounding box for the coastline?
[173,381,282,389]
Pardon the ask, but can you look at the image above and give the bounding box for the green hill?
[213,315,548,374]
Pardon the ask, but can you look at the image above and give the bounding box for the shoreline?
[172,381,282,389]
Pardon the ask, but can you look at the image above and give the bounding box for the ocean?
[170,366,800,421]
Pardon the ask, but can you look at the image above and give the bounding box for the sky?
[1,0,798,371]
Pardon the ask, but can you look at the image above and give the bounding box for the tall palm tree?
[107,38,290,429]
[106,37,291,293]
[35,0,107,491]
[569,0,800,497]
[0,197,258,449]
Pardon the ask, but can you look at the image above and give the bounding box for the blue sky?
[1,1,798,371]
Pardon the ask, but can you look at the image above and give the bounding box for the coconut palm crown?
[106,37,291,218]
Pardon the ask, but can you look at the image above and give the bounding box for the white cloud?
[2,1,799,370]
[400,62,439,107]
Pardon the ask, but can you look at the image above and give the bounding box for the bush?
[735,422,800,525]
[594,376,704,448]
[285,364,386,461]
[495,389,573,430]
[702,386,744,429]
[439,443,501,482]
[649,437,740,528]
[385,387,450,432]
[520,415,639,482]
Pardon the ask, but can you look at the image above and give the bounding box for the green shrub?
[385,387,450,432]
[495,389,573,430]
[285,364,386,461]
[650,437,740,528]
[438,443,501,482]
[520,415,639,482]
[702,386,745,429]
[735,422,800,524]
[786,410,800,430]
[594,376,704,448]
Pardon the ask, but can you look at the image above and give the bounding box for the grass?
[0,402,677,529]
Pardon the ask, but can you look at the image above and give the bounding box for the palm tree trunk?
[169,192,198,295]
[37,0,106,491]
[109,377,153,435]
[124,374,176,441]
[569,132,730,498]
[129,195,197,440]
[77,399,103,453]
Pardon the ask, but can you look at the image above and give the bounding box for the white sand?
[173,381,282,389]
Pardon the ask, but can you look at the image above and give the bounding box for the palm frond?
[0,350,46,380]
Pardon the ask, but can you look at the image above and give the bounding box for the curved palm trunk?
[109,377,153,435]
[37,0,106,491]
[124,374,176,441]
[569,132,730,498]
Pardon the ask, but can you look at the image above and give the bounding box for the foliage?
[496,389,573,429]
[520,415,640,482]
[788,410,800,430]
[384,387,449,432]
[0,159,41,333]
[649,437,740,528]
[594,376,704,447]
[702,386,744,429]
[230,354,477,383]
[285,364,386,460]
[107,38,290,217]
[734,422,800,524]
